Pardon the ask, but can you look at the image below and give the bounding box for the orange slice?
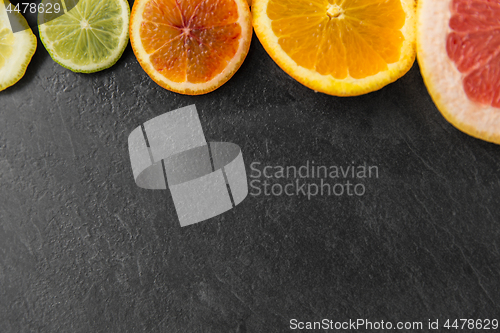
[252,0,416,96]
[130,0,252,95]
[417,0,500,144]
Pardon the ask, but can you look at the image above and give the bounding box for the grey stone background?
[1,1,500,331]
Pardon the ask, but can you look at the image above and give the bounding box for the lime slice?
[38,0,130,73]
[0,0,37,91]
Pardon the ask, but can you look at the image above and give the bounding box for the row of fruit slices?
[0,0,499,144]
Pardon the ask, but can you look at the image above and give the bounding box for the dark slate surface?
[1,3,500,332]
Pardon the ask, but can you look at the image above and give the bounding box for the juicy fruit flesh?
[267,0,406,79]
[42,0,124,66]
[446,0,500,108]
[0,22,14,69]
[140,0,242,83]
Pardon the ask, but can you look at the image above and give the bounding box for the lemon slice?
[0,0,37,91]
[38,0,130,73]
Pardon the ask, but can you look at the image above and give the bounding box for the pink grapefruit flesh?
[446,0,500,108]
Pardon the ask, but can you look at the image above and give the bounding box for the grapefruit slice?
[417,0,500,144]
[252,0,417,96]
[130,0,252,95]
[0,0,37,91]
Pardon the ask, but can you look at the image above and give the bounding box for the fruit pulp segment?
[267,0,406,79]
[0,25,14,69]
[42,0,123,66]
[140,0,242,83]
[446,0,500,108]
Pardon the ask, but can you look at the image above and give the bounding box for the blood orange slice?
[130,0,252,95]
[417,0,500,144]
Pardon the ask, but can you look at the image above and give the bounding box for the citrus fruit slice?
[252,0,416,96]
[38,0,130,73]
[130,0,252,95]
[417,0,500,144]
[0,0,37,91]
